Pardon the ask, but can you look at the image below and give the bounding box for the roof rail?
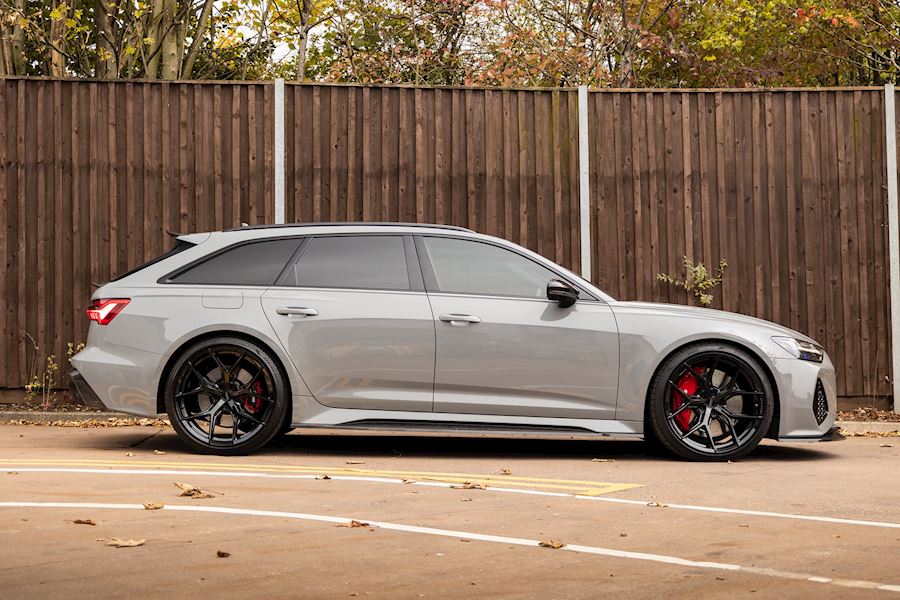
[224,222,475,233]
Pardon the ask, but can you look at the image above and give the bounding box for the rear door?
[261,234,436,412]
[418,235,619,419]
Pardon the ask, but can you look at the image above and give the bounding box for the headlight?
[772,337,824,363]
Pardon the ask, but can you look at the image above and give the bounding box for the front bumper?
[778,425,845,443]
[69,368,107,410]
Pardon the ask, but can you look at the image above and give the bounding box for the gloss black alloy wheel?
[647,343,774,461]
[164,337,289,455]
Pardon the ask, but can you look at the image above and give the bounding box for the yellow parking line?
[0,458,642,496]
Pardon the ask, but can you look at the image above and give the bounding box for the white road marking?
[2,501,899,594]
[5,466,900,531]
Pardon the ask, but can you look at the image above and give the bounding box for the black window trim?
[413,234,601,302]
[273,232,424,293]
[158,237,304,286]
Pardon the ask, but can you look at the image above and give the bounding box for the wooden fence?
[0,77,894,405]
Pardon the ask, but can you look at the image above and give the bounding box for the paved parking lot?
[1,424,899,599]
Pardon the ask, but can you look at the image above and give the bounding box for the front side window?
[282,235,410,291]
[422,237,560,299]
[168,238,301,286]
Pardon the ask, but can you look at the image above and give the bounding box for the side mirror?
[546,279,578,308]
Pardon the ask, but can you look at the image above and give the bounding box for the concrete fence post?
[885,84,900,412]
[274,78,286,225]
[578,85,591,281]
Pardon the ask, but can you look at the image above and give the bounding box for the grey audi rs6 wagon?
[70,222,840,460]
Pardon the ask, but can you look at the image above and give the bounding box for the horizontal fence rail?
[0,77,895,406]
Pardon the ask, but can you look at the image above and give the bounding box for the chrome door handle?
[439,313,481,325]
[276,306,319,317]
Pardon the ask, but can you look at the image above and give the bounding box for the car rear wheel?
[164,336,289,455]
[647,343,774,461]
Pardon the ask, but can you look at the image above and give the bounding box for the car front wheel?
[647,343,774,461]
[164,336,290,455]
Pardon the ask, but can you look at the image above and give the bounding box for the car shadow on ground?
[103,428,838,463]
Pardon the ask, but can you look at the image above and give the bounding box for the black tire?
[647,342,774,461]
[164,336,290,456]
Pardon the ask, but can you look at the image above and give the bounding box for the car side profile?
[70,223,840,460]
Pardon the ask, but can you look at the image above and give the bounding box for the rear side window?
[168,238,301,286]
[281,235,409,291]
[111,239,195,282]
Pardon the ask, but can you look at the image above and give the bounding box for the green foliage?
[657,256,728,307]
[0,0,897,84]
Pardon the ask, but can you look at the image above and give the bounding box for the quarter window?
[168,238,301,286]
[422,237,560,299]
[282,235,410,291]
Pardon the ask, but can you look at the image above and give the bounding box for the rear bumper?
[778,426,845,443]
[68,368,107,410]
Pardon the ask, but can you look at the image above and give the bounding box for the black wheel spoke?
[719,405,764,421]
[232,404,264,427]
[187,361,220,394]
[681,362,711,392]
[668,380,692,402]
[207,403,223,444]
[175,386,204,399]
[668,400,696,421]
[681,419,705,439]
[704,425,718,453]
[717,389,765,402]
[228,351,246,379]
[208,349,228,378]
[720,412,741,445]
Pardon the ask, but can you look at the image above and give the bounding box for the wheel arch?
[155,329,294,419]
[642,338,781,438]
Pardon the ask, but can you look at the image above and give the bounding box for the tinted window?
[423,237,559,299]
[283,235,410,291]
[170,238,301,286]
[112,239,195,282]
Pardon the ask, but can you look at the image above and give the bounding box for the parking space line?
[5,465,900,531]
[0,458,642,496]
[2,501,899,594]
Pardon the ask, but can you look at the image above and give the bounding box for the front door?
[262,234,435,412]
[418,235,619,419]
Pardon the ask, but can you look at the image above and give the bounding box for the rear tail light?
[86,298,130,325]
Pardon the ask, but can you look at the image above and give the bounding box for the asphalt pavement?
[1,424,899,599]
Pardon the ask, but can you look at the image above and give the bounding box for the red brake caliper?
[671,370,700,431]
[243,380,264,414]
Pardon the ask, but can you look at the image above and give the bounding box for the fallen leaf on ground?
[591,458,614,463]
[173,482,214,499]
[143,502,164,510]
[499,468,512,475]
[619,533,627,537]
[880,444,893,448]
[104,538,146,548]
[647,502,668,508]
[461,498,472,502]
[7,471,17,475]
[216,551,231,558]
[451,481,486,490]
[401,479,415,484]
[338,520,370,528]
[73,519,96,526]
[345,460,365,465]
[124,452,134,457]
[153,450,166,455]
[316,475,332,480]
[539,540,566,549]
